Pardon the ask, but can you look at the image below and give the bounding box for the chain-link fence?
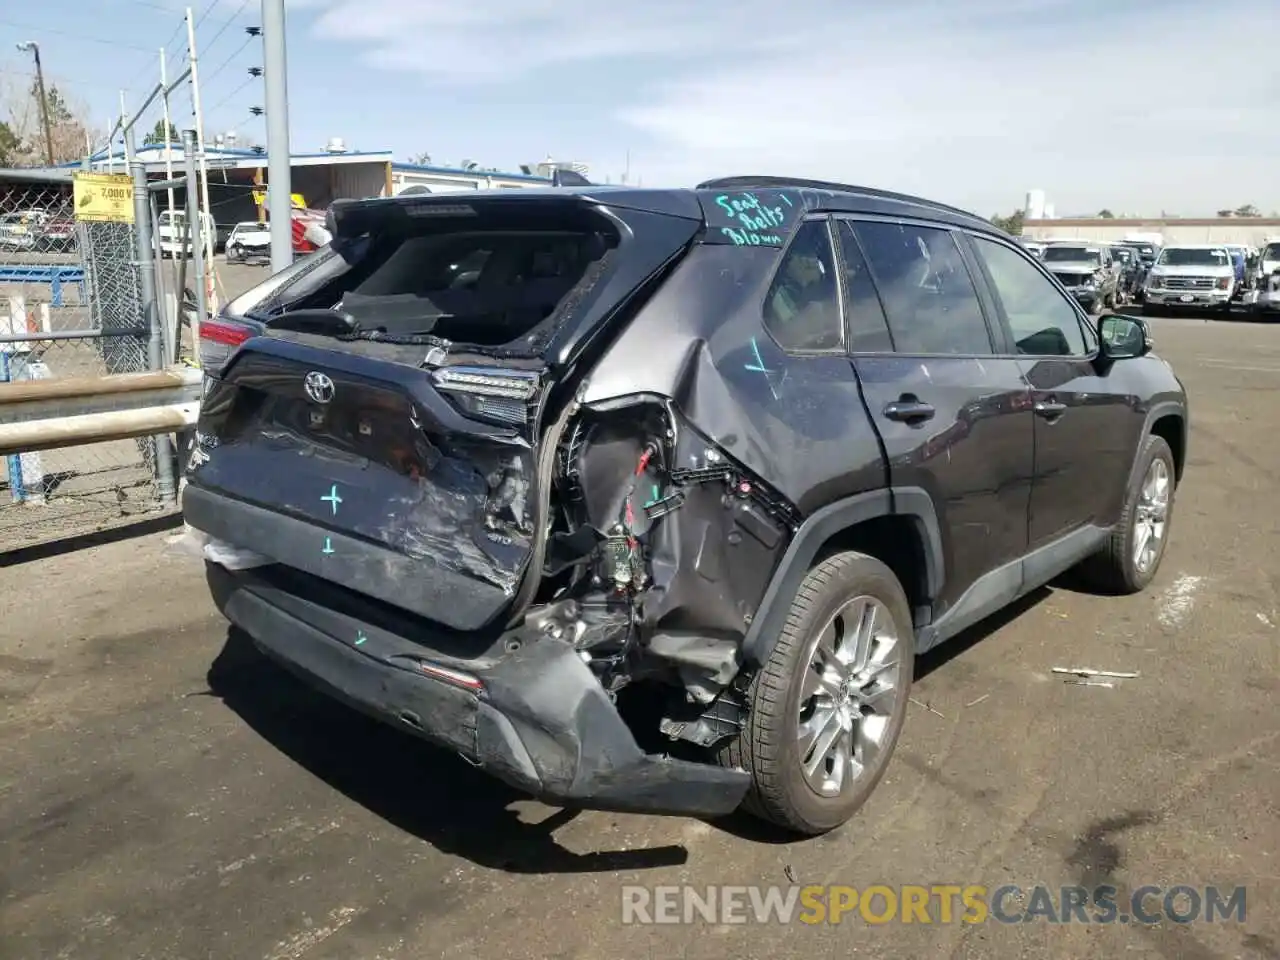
[0,177,165,548]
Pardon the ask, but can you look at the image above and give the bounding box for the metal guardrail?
[0,367,201,458]
[0,264,87,307]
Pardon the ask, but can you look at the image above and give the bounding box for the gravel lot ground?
[0,313,1276,960]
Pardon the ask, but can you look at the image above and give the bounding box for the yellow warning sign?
[73,173,135,224]
[252,189,307,210]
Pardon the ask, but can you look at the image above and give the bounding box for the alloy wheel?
[1134,457,1171,573]
[796,596,902,797]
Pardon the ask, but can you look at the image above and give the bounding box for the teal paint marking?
[355,631,367,646]
[644,483,661,508]
[322,537,334,555]
[321,484,343,516]
[711,191,792,247]
[721,226,782,246]
[745,336,771,373]
[745,336,782,400]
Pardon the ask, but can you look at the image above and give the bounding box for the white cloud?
[295,0,1280,215]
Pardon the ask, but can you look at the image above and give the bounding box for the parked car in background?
[1251,240,1280,319]
[225,221,271,262]
[1143,245,1236,314]
[1017,238,1047,259]
[39,213,76,252]
[157,209,217,259]
[0,212,37,250]
[1253,267,1280,319]
[1259,239,1280,280]
[183,176,1187,836]
[1041,241,1120,313]
[288,207,330,255]
[1110,245,1144,303]
[0,209,74,253]
[1222,245,1248,297]
[1118,241,1161,303]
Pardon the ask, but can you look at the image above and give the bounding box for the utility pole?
[119,91,132,166]
[159,48,178,229]
[186,7,216,315]
[262,0,294,273]
[181,130,208,349]
[15,42,54,166]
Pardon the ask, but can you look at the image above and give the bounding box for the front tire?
[720,552,914,836]
[1080,434,1176,594]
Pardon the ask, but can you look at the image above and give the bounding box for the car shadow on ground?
[205,627,691,875]
[208,585,1067,860]
[705,586,1056,845]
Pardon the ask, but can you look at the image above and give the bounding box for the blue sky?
[2,0,1278,216]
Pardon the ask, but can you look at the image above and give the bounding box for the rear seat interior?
[336,232,606,344]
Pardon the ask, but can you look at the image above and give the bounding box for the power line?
[0,65,95,92]
[202,31,259,87]
[201,0,255,52]
[192,0,221,32]
[0,17,156,51]
[205,75,256,117]
[114,14,188,97]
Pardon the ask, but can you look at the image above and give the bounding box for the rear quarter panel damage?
[568,243,888,687]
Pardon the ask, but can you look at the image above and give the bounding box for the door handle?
[883,399,936,423]
[1034,399,1067,420]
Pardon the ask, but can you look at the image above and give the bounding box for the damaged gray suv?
[185,177,1188,836]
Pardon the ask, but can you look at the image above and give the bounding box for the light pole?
[16,41,55,167]
[262,0,293,273]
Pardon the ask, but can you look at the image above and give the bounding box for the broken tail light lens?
[198,318,258,375]
[430,366,540,427]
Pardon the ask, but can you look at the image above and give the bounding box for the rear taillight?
[430,366,539,427]
[198,318,256,374]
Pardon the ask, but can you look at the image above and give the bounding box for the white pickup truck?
[1142,244,1236,314]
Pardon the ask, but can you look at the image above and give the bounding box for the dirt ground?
[0,314,1276,960]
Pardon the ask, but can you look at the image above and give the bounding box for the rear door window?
[834,220,894,352]
[851,221,994,355]
[762,219,843,352]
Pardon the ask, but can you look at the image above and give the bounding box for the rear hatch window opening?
[232,201,624,355]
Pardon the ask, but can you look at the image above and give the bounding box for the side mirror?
[1098,314,1150,359]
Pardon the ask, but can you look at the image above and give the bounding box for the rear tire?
[1080,434,1176,594]
[719,552,914,836]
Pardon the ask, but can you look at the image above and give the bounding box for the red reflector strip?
[200,319,254,346]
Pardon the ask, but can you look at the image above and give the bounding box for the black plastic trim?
[208,563,752,817]
[740,486,944,666]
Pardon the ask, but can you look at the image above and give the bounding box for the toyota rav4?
[183,177,1188,836]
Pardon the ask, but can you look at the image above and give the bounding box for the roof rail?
[696,176,985,224]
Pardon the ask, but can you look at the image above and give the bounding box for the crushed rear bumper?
[206,561,750,817]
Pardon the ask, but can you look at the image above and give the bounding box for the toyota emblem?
[304,371,335,404]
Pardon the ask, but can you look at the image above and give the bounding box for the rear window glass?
[244,218,616,346]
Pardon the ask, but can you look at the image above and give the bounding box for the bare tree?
[0,68,104,166]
